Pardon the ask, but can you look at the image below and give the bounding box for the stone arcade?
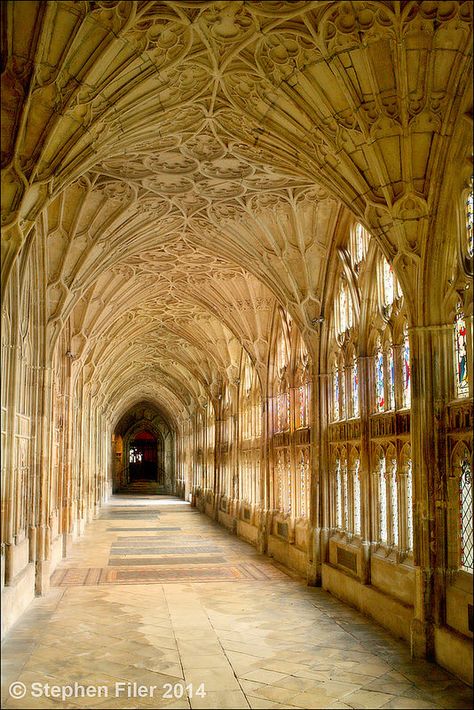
[1,0,473,706]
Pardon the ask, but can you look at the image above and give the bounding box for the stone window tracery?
[390,458,399,547]
[375,337,385,412]
[387,343,395,411]
[332,360,340,422]
[298,447,310,519]
[239,356,261,507]
[206,404,215,491]
[350,222,369,271]
[273,313,291,433]
[336,278,354,339]
[406,458,413,552]
[466,177,473,259]
[351,355,359,418]
[353,457,361,536]
[454,302,469,399]
[295,340,310,430]
[459,456,473,572]
[339,354,346,420]
[335,456,342,529]
[402,322,411,409]
[334,451,348,531]
[378,453,388,543]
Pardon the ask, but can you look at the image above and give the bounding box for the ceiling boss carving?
[1,1,472,415]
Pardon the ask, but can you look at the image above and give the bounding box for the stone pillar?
[317,369,331,579]
[308,363,322,586]
[359,355,372,584]
[409,323,452,658]
[34,364,53,596]
[257,398,270,555]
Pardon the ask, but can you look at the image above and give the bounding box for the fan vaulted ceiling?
[2,0,472,422]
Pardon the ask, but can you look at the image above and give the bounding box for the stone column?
[409,323,453,658]
[359,355,372,585]
[309,363,323,586]
[35,364,53,596]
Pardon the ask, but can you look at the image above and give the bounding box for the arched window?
[275,449,285,512]
[389,457,398,546]
[378,453,388,543]
[353,457,361,535]
[375,338,385,412]
[402,322,411,408]
[454,302,469,398]
[206,404,215,489]
[242,360,253,440]
[298,447,310,518]
[387,343,395,410]
[295,340,310,429]
[332,361,340,422]
[339,355,346,420]
[335,456,342,528]
[274,315,290,432]
[351,355,359,418]
[342,452,348,530]
[276,387,290,432]
[336,278,354,339]
[459,456,473,571]
[334,451,348,531]
[405,456,414,552]
[466,178,473,259]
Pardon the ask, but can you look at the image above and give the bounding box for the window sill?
[448,568,473,592]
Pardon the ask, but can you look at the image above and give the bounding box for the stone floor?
[1,495,472,710]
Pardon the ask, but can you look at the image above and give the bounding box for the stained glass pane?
[353,459,361,535]
[333,367,340,421]
[454,305,469,398]
[390,460,398,546]
[340,366,346,419]
[297,384,308,428]
[406,459,413,551]
[375,344,385,412]
[299,448,310,518]
[402,325,411,408]
[466,180,473,259]
[336,458,342,528]
[276,450,284,511]
[286,450,292,515]
[352,357,359,418]
[379,456,387,542]
[342,460,348,530]
[388,346,395,410]
[460,458,473,571]
[276,392,289,431]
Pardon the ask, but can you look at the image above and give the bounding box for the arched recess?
[126,425,163,484]
[112,401,175,494]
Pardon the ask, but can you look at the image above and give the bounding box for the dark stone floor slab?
[108,555,227,566]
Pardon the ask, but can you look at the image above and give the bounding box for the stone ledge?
[434,625,473,686]
[322,562,413,644]
[1,561,35,639]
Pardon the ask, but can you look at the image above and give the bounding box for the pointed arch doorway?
[129,429,159,482]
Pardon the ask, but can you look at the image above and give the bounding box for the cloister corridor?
[1,494,471,710]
